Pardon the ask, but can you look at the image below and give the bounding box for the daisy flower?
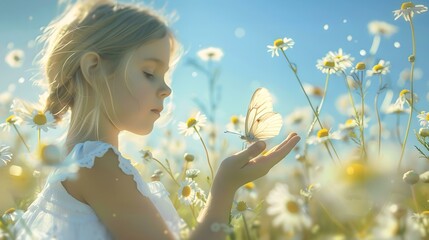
[139,149,153,161]
[194,186,207,208]
[178,112,207,136]
[266,183,311,234]
[0,145,13,167]
[327,48,354,72]
[225,115,245,133]
[267,37,295,57]
[197,47,224,61]
[350,62,366,74]
[5,49,24,68]
[185,168,200,179]
[0,115,22,132]
[177,178,197,206]
[396,89,418,107]
[417,111,429,127]
[410,211,429,237]
[307,128,342,145]
[299,183,321,200]
[368,20,398,37]
[384,101,410,115]
[285,107,312,125]
[23,110,56,132]
[393,2,428,22]
[231,200,252,219]
[367,60,391,76]
[303,83,324,98]
[316,56,338,74]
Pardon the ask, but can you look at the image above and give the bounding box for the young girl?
[12,0,300,239]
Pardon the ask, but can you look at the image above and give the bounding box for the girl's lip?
[151,109,162,114]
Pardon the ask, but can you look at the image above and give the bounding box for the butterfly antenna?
[224,130,242,136]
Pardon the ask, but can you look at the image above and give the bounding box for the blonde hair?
[39,0,180,148]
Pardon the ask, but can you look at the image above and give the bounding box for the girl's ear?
[80,52,101,86]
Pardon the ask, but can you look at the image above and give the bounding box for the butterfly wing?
[244,88,283,142]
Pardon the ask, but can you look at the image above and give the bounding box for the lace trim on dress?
[46,141,183,239]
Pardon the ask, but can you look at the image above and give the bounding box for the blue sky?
[1,0,429,160]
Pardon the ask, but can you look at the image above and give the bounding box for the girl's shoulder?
[47,141,151,196]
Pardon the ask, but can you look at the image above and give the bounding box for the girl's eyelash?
[143,72,155,80]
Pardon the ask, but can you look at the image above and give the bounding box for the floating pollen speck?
[347,35,353,41]
[191,72,198,77]
[394,42,401,48]
[360,50,367,56]
[343,19,348,23]
[234,27,245,38]
[323,24,329,30]
[18,77,25,83]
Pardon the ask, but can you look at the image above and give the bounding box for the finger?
[266,135,301,165]
[254,135,300,169]
[263,132,298,156]
[232,141,266,166]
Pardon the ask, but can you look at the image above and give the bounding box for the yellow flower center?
[399,89,410,97]
[4,208,16,215]
[323,61,335,68]
[231,116,239,125]
[345,119,355,125]
[182,185,191,197]
[401,2,415,10]
[317,128,329,138]
[33,112,47,125]
[426,113,429,121]
[274,39,284,47]
[244,182,255,190]
[346,163,366,182]
[186,117,197,128]
[236,201,248,212]
[286,200,300,214]
[372,64,384,72]
[422,211,429,216]
[14,55,21,62]
[355,62,366,70]
[6,115,17,124]
[313,87,323,97]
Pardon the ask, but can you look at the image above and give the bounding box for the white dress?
[12,141,185,240]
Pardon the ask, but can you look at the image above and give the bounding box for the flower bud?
[419,128,429,138]
[184,153,195,162]
[403,170,419,185]
[420,171,429,183]
[408,55,415,63]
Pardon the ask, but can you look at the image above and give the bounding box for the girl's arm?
[190,132,300,240]
[72,133,299,239]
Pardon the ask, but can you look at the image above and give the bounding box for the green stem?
[152,157,180,186]
[194,127,214,181]
[281,49,341,165]
[374,75,383,160]
[343,72,366,157]
[303,74,330,159]
[397,17,416,172]
[396,114,402,146]
[411,185,420,213]
[242,214,251,240]
[12,124,31,153]
[358,71,367,160]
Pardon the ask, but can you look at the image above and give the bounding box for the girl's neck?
[65,111,120,154]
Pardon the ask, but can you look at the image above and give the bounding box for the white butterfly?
[226,88,283,144]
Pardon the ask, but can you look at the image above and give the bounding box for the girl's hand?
[214,132,301,191]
